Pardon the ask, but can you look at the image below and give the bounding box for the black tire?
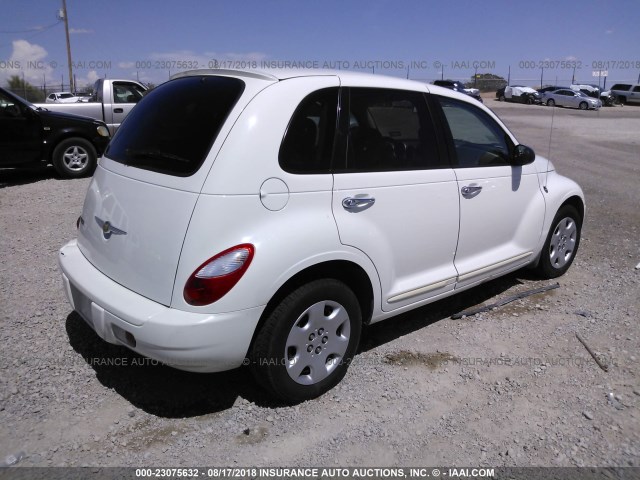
[249,279,362,402]
[618,96,627,105]
[499,94,505,102]
[547,99,555,107]
[52,137,97,178]
[536,205,582,279]
[579,101,588,110]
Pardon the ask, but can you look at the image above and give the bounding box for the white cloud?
[0,39,53,86]
[605,29,614,34]
[10,39,48,64]
[69,28,93,34]
[72,70,101,90]
[118,61,135,69]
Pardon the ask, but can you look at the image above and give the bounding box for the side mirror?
[511,144,535,166]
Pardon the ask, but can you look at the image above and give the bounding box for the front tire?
[579,101,588,110]
[249,279,362,402]
[536,205,582,279]
[52,137,97,178]
[547,99,556,107]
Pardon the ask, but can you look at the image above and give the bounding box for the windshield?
[105,76,245,177]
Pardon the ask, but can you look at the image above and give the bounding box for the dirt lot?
[0,100,639,470]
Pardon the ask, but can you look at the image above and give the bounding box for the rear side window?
[341,88,441,172]
[279,88,338,174]
[106,76,245,177]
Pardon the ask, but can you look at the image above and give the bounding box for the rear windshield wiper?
[125,149,190,164]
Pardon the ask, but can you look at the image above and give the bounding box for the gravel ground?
[0,100,639,470]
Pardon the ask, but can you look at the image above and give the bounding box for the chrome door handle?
[342,196,375,212]
[461,185,482,198]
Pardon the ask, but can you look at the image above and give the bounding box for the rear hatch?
[76,74,269,306]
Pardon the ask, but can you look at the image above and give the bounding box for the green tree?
[6,75,46,102]
[467,73,507,92]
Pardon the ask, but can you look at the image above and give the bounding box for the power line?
[0,21,62,34]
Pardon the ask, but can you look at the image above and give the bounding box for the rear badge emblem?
[95,216,127,239]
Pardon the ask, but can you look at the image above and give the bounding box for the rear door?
[332,87,460,311]
[434,95,545,288]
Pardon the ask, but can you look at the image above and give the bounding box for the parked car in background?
[46,91,81,103]
[433,79,483,102]
[598,89,615,106]
[541,89,601,110]
[496,86,541,104]
[569,84,613,106]
[35,79,147,135]
[0,87,110,178]
[59,69,584,402]
[610,83,640,105]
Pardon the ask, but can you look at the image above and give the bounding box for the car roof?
[172,68,443,92]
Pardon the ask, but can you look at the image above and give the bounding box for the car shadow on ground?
[65,271,539,417]
[0,166,58,188]
[359,272,527,353]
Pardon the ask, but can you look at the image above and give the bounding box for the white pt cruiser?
[59,69,584,402]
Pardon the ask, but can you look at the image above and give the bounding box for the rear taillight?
[183,244,255,306]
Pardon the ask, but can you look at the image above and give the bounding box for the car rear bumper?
[58,240,265,372]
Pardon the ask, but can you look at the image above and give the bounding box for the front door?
[106,81,145,133]
[435,96,545,289]
[0,90,41,165]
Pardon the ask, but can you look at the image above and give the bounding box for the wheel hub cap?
[549,217,577,269]
[63,146,88,171]
[284,300,351,385]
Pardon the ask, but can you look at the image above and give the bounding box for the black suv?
[0,87,110,178]
[433,80,483,103]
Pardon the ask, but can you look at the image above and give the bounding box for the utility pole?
[60,0,73,92]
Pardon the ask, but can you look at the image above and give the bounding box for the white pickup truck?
[35,79,147,135]
[610,83,640,105]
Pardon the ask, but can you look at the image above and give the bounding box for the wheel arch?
[247,259,375,355]
[45,129,97,162]
[562,195,585,224]
[530,193,585,268]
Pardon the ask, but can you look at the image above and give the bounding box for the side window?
[343,88,440,172]
[0,92,21,117]
[437,96,511,168]
[279,88,338,174]
[633,86,640,93]
[113,82,145,104]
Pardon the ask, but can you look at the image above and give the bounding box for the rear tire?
[536,205,582,279]
[249,279,362,403]
[52,137,97,178]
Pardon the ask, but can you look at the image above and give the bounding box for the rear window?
[106,76,245,176]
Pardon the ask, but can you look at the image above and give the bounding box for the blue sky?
[1,0,639,89]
